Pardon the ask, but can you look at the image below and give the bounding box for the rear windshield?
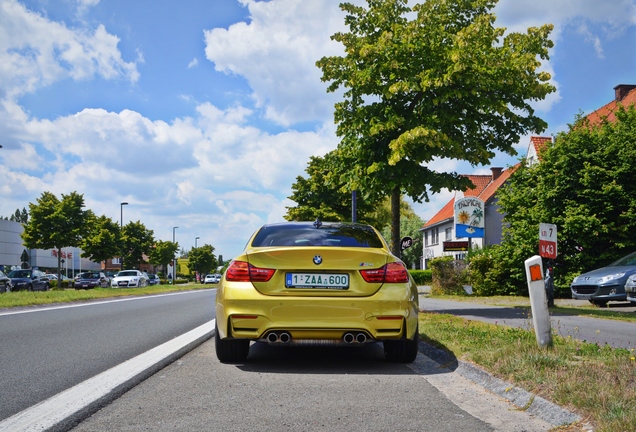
[251,224,384,248]
[9,270,31,278]
[79,272,101,279]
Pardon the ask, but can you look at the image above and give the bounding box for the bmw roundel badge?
[313,255,323,265]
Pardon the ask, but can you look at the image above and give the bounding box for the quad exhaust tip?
[343,332,367,344]
[267,332,291,344]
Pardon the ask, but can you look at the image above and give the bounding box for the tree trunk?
[390,187,401,259]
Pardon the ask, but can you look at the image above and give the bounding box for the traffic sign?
[539,223,557,259]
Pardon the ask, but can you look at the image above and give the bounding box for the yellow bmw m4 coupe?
[215,220,420,363]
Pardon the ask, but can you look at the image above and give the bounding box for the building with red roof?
[418,84,636,269]
[420,164,520,269]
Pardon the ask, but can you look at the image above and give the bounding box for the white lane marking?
[0,289,216,316]
[0,319,215,432]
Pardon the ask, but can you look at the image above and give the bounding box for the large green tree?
[285,150,382,224]
[316,0,554,256]
[81,213,121,265]
[496,105,636,294]
[149,240,179,276]
[188,245,217,277]
[381,210,425,269]
[121,221,154,269]
[21,192,89,282]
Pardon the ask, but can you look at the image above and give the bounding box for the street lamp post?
[120,202,128,270]
[194,237,200,282]
[172,226,179,284]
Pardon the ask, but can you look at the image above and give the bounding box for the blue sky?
[1,0,635,261]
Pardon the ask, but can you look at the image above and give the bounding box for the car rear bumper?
[216,283,419,343]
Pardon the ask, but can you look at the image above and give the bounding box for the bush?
[408,270,432,285]
[429,256,467,295]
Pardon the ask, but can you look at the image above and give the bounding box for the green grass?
[420,312,636,431]
[0,283,213,309]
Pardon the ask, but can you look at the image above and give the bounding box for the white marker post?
[524,255,552,348]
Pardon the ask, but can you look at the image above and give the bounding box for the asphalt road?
[3,292,612,431]
[0,290,215,422]
[71,338,562,432]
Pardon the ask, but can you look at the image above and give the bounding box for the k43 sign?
[454,197,485,238]
[539,223,557,259]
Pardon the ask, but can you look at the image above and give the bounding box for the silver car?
[111,270,149,288]
[570,251,636,306]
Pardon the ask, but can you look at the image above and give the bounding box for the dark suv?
[7,269,50,291]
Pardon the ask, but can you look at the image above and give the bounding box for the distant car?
[203,274,216,284]
[7,269,50,291]
[75,271,109,290]
[215,221,419,364]
[0,270,12,293]
[147,274,161,285]
[571,251,636,306]
[111,270,149,288]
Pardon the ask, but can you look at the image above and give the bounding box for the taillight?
[359,262,409,283]
[225,260,275,282]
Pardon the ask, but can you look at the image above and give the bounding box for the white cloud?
[0,0,138,98]
[203,0,350,126]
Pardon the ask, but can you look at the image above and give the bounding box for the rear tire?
[384,325,419,363]
[215,324,249,363]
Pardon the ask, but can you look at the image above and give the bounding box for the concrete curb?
[418,341,582,428]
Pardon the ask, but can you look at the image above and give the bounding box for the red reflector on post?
[529,264,543,281]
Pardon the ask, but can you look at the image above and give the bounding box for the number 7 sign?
[539,223,557,259]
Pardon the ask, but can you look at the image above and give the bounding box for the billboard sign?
[454,197,485,238]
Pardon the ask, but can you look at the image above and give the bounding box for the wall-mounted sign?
[443,241,470,252]
[454,197,485,238]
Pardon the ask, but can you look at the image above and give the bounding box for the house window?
[424,231,429,247]
[431,227,439,245]
[445,227,452,240]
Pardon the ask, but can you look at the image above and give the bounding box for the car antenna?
[313,218,322,229]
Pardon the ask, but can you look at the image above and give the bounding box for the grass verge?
[420,312,636,431]
[0,284,212,309]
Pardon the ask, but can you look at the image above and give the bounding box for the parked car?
[75,271,109,290]
[0,270,12,293]
[7,268,50,291]
[571,251,636,306]
[623,274,636,304]
[111,270,149,288]
[147,274,161,285]
[215,221,419,364]
[203,274,217,284]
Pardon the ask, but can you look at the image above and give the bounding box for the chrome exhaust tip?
[355,332,367,344]
[343,333,355,344]
[267,332,279,343]
[279,332,291,343]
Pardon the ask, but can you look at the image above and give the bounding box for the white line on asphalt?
[0,319,216,432]
[0,289,215,316]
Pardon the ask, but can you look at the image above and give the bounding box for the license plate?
[285,273,349,289]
